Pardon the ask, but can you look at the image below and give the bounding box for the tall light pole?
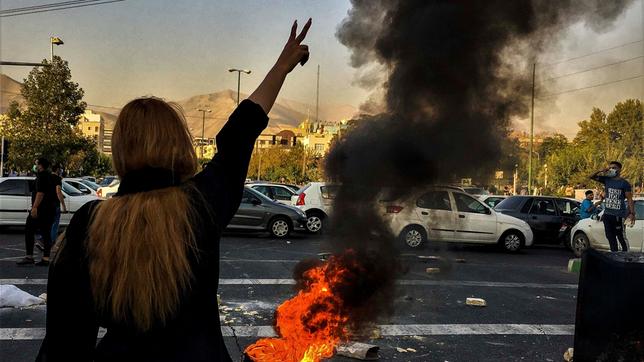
[228,68,251,105]
[528,62,536,194]
[197,109,211,159]
[50,36,64,63]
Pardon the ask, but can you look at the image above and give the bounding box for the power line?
[542,40,643,67]
[544,55,644,81]
[538,74,643,98]
[0,0,98,14]
[0,0,124,17]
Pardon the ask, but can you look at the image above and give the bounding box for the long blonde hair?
[88,97,198,331]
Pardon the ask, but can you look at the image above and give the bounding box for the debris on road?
[536,295,556,300]
[563,347,574,361]
[425,267,440,274]
[395,347,417,353]
[38,293,47,302]
[318,252,331,261]
[455,258,467,263]
[465,297,487,307]
[568,258,581,273]
[0,285,45,308]
[418,255,441,260]
[336,342,379,360]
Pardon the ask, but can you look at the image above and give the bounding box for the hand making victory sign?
[249,18,312,114]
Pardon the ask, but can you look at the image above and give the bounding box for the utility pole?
[528,63,535,194]
[228,68,251,105]
[315,65,320,123]
[197,109,211,159]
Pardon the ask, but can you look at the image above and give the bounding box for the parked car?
[569,198,644,256]
[249,183,297,205]
[99,176,119,187]
[97,181,120,199]
[64,178,98,196]
[382,187,533,252]
[461,186,490,196]
[291,182,338,233]
[494,196,580,244]
[479,195,507,208]
[226,187,308,238]
[0,177,100,226]
[81,176,97,183]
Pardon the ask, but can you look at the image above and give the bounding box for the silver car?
[226,187,308,238]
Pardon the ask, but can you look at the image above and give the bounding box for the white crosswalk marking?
[0,278,578,289]
[0,324,574,340]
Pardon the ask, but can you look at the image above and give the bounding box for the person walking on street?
[579,190,602,219]
[37,19,312,361]
[590,161,636,251]
[17,158,58,266]
[50,165,67,243]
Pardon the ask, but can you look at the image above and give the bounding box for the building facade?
[78,110,105,152]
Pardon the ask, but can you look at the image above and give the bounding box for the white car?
[478,195,507,209]
[569,198,644,256]
[291,182,338,233]
[0,177,100,226]
[97,180,120,199]
[382,187,534,252]
[248,183,298,205]
[64,178,99,196]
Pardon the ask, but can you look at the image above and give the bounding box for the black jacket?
[37,100,268,361]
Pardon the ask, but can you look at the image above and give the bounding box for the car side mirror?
[485,208,492,215]
[251,198,261,206]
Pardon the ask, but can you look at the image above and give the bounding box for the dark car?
[226,187,308,238]
[494,196,580,244]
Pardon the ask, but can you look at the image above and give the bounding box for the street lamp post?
[50,36,64,63]
[228,68,251,105]
[197,109,211,158]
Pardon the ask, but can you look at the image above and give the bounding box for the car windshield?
[495,196,525,210]
[80,179,100,191]
[62,182,84,196]
[100,177,117,186]
[246,187,274,203]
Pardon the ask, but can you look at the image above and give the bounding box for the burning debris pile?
[245,1,632,361]
[244,250,393,361]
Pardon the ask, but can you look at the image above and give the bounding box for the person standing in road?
[37,19,311,361]
[50,165,67,243]
[579,190,602,219]
[17,158,58,266]
[590,161,636,251]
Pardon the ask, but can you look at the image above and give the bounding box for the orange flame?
[245,254,354,362]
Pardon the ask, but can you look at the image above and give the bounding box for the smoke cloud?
[296,0,634,333]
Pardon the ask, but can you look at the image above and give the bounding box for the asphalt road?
[0,228,580,361]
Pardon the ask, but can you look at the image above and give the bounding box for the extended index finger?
[289,20,297,41]
[295,18,312,43]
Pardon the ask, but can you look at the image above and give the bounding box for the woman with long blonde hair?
[37,19,311,361]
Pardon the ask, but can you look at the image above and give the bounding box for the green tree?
[247,143,323,184]
[2,56,105,175]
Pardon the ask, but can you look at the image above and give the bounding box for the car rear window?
[320,185,339,199]
[495,196,525,210]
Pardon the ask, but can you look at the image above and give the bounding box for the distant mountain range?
[1,74,357,137]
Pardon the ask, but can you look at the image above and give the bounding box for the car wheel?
[399,225,426,248]
[269,217,291,238]
[306,212,324,233]
[501,231,523,252]
[571,232,590,257]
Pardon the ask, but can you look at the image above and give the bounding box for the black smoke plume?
[298,0,633,329]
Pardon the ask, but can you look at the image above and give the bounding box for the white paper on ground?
[0,285,45,308]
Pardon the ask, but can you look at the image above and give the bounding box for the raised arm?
[249,18,311,114]
[194,19,312,228]
[590,168,608,182]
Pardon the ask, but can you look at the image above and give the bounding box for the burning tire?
[305,211,324,233]
[400,225,426,248]
[269,217,291,239]
[571,232,590,257]
[500,230,524,252]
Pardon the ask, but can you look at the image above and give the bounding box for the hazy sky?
[1,0,642,137]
